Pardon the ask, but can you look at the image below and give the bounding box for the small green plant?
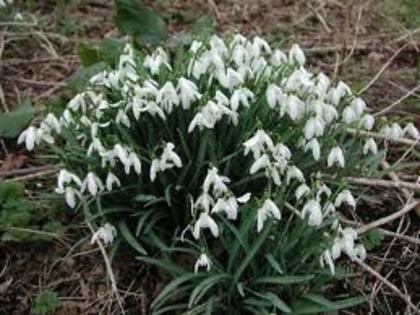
[32,290,60,315]
[18,30,419,314]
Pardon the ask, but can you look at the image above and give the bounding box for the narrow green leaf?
[254,275,315,285]
[0,101,36,138]
[118,221,147,255]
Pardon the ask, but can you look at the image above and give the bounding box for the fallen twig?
[374,85,420,116]
[347,128,420,147]
[353,258,419,314]
[346,177,420,191]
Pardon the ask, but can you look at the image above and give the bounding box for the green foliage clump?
[32,290,60,315]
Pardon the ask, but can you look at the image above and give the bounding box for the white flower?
[295,184,310,200]
[305,138,321,161]
[403,123,419,139]
[351,98,366,116]
[157,82,179,114]
[82,172,104,196]
[216,68,243,91]
[363,138,378,155]
[91,223,117,245]
[210,35,228,56]
[177,77,201,109]
[192,212,219,239]
[286,166,304,184]
[230,88,254,111]
[302,199,323,226]
[129,152,142,175]
[211,197,238,220]
[335,189,356,209]
[270,49,287,66]
[149,159,160,182]
[316,184,331,201]
[331,227,365,261]
[360,114,375,130]
[342,106,357,124]
[237,193,252,203]
[18,126,39,151]
[381,123,404,140]
[327,147,345,168]
[64,187,79,208]
[314,72,330,98]
[194,253,212,273]
[289,44,305,66]
[203,167,230,196]
[243,129,274,158]
[106,172,121,191]
[55,169,82,193]
[266,84,286,109]
[329,81,351,106]
[41,113,61,134]
[190,40,203,54]
[256,199,281,233]
[304,117,325,140]
[250,154,270,174]
[286,95,305,121]
[251,36,272,56]
[143,47,171,75]
[160,142,183,169]
[116,109,130,128]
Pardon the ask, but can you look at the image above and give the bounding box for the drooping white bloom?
[295,183,310,201]
[216,68,243,91]
[160,142,183,169]
[251,36,272,56]
[190,40,203,54]
[91,223,117,245]
[331,227,365,261]
[129,152,142,175]
[64,187,79,208]
[266,84,286,109]
[243,129,274,158]
[302,199,323,226]
[211,197,239,220]
[314,72,330,98]
[106,172,121,191]
[256,199,281,233]
[351,98,366,116]
[177,77,201,109]
[149,159,160,182]
[327,147,345,168]
[329,81,351,106]
[55,169,82,193]
[381,123,404,140]
[286,166,304,184]
[363,138,378,155]
[143,47,171,75]
[203,167,230,196]
[335,189,356,209]
[18,126,39,151]
[289,44,305,66]
[157,82,180,114]
[192,212,219,239]
[360,114,375,130]
[342,106,357,124]
[194,253,212,273]
[230,88,254,111]
[116,109,130,128]
[286,95,305,121]
[210,35,228,56]
[305,138,321,161]
[304,116,325,139]
[82,172,104,196]
[41,113,61,134]
[237,193,252,203]
[403,123,419,139]
[270,49,287,66]
[316,184,332,201]
[250,154,270,174]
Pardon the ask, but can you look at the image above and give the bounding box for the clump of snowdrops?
[19,34,419,314]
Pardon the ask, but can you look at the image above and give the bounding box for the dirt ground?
[0,0,419,314]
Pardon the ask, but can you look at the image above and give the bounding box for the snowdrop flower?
[149,159,160,182]
[327,147,345,168]
[64,187,79,209]
[316,184,332,201]
[116,109,130,128]
[55,169,82,193]
[129,152,142,175]
[289,44,305,66]
[243,129,274,158]
[211,196,240,220]
[41,113,61,134]
[286,95,306,121]
[314,72,330,98]
[266,84,286,109]
[351,98,366,116]
[286,166,304,184]
[91,223,117,245]
[270,49,287,66]
[329,81,351,106]
[331,227,364,261]
[256,199,281,233]
[177,77,201,109]
[188,112,215,132]
[157,82,180,114]
[203,167,230,196]
[251,36,272,56]
[305,138,321,161]
[160,142,182,169]
[82,172,104,196]
[194,253,212,273]
[360,114,375,130]
[295,183,310,200]
[302,199,323,226]
[192,212,219,239]
[382,123,404,140]
[403,123,419,139]
[363,138,378,155]
[143,47,171,75]
[335,189,356,209]
[190,40,203,54]
[250,154,270,174]
[304,117,325,139]
[106,172,121,191]
[230,88,254,111]
[342,106,357,124]
[216,68,243,91]
[18,126,39,151]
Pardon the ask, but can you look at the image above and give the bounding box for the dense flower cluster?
[19,34,419,276]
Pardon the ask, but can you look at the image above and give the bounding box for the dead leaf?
[0,154,28,172]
